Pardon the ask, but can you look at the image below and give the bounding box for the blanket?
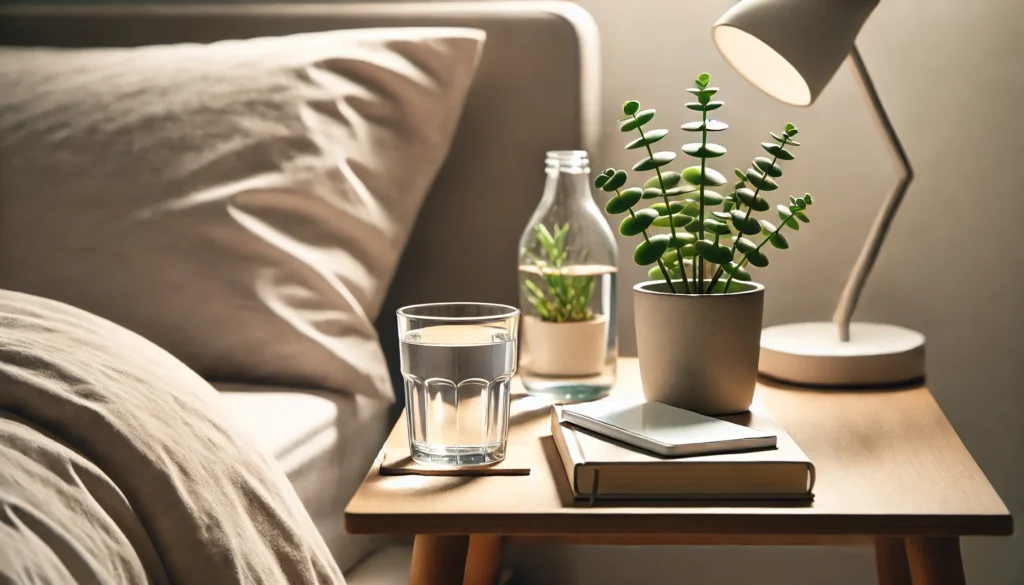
[0,290,344,584]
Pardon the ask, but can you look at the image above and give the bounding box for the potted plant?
[596,72,813,415]
[520,223,613,393]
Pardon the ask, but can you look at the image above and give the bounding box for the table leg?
[410,534,469,585]
[905,537,966,585]
[875,537,913,585]
[463,535,505,585]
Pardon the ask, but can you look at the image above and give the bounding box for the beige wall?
[509,0,1023,583]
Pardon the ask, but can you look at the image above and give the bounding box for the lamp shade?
[712,0,880,106]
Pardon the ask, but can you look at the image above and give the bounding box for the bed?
[0,3,598,582]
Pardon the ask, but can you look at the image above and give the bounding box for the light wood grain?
[410,535,468,585]
[906,537,966,585]
[875,537,913,585]
[346,359,1011,537]
[463,535,504,585]
[511,534,869,546]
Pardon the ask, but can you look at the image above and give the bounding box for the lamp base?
[759,322,925,387]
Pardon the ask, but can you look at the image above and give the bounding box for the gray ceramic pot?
[633,279,765,415]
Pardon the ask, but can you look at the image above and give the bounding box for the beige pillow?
[0,28,485,400]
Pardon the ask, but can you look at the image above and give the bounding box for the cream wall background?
[504,0,1023,583]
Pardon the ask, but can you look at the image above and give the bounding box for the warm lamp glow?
[712,25,811,106]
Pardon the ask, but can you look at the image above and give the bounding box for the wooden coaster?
[379,447,530,476]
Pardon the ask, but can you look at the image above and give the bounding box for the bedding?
[0,27,485,400]
[0,289,345,584]
[216,385,394,573]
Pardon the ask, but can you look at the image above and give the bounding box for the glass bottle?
[517,150,618,402]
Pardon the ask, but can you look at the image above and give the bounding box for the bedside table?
[345,358,1012,585]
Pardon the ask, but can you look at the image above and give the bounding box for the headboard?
[0,2,601,392]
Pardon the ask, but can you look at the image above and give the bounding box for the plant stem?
[724,209,794,292]
[708,135,789,291]
[621,192,677,294]
[698,108,707,294]
[632,115,690,294]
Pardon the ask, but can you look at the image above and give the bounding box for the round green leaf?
[652,213,693,228]
[769,232,790,249]
[760,219,778,235]
[681,143,727,158]
[761,142,795,160]
[703,218,731,235]
[697,190,725,205]
[651,201,685,216]
[668,233,696,248]
[602,170,628,192]
[734,237,757,254]
[681,199,701,217]
[753,156,783,178]
[785,123,798,136]
[687,101,724,111]
[697,72,711,87]
[678,244,697,258]
[683,219,702,234]
[625,128,668,150]
[745,169,779,191]
[634,235,670,266]
[620,208,658,236]
[604,187,642,214]
[730,210,762,235]
[734,168,746,181]
[746,249,769,268]
[648,265,668,280]
[620,109,656,132]
[642,188,664,199]
[694,239,733,264]
[735,187,770,212]
[594,174,609,189]
[795,211,810,223]
[623,100,640,115]
[722,262,751,281]
[643,171,681,190]
[633,151,677,171]
[712,211,731,220]
[778,205,800,230]
[681,120,729,132]
[682,166,727,187]
[804,193,814,205]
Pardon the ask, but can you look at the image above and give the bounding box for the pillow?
[0,289,344,584]
[0,28,485,400]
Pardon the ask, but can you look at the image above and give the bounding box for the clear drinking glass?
[398,303,520,466]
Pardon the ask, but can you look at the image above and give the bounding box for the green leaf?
[681,143,727,158]
[785,123,798,136]
[697,72,710,88]
[712,211,731,220]
[682,166,727,187]
[760,219,778,235]
[746,249,769,268]
[681,120,729,132]
[734,168,746,181]
[643,171,681,190]
[795,211,810,223]
[703,218,731,235]
[625,129,668,150]
[804,193,813,205]
[620,109,656,132]
[668,233,696,248]
[770,132,787,145]
[722,262,751,281]
[778,205,800,229]
[790,195,806,209]
[648,265,669,280]
[633,151,677,171]
[694,239,733,264]
[745,169,779,191]
[604,188,642,214]
[769,232,790,249]
[736,188,770,211]
[681,199,701,217]
[594,174,609,189]
[683,219,702,233]
[620,208,658,236]
[634,235,670,266]
[753,156,783,178]
[686,101,724,111]
[642,188,664,200]
[735,237,757,253]
[686,87,718,105]
[761,142,795,160]
[652,213,693,228]
[623,100,640,115]
[697,190,725,205]
[602,170,628,192]
[730,210,762,235]
[651,201,685,216]
[678,244,697,258]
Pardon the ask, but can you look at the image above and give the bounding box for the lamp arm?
[832,44,915,342]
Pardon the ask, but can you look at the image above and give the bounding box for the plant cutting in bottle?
[596,72,814,294]
[521,223,597,322]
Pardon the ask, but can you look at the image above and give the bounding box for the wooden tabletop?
[345,358,1012,537]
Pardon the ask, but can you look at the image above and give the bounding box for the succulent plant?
[521,223,596,322]
[596,72,813,294]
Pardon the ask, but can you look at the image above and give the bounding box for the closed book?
[550,405,815,502]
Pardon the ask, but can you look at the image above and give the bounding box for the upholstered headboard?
[0,2,601,391]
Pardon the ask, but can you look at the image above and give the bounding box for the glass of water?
[398,303,520,466]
